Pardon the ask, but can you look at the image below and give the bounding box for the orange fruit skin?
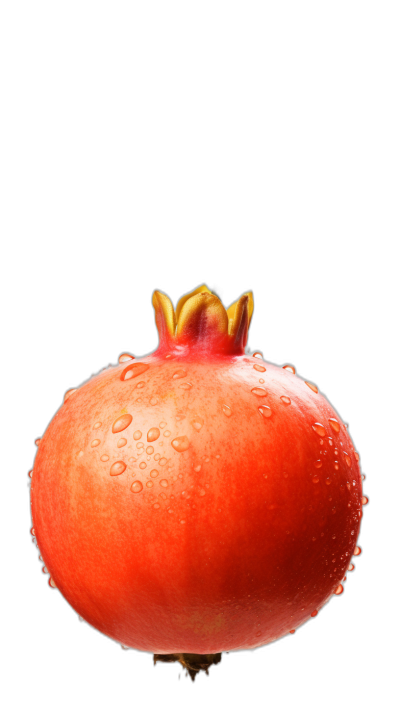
[31,352,362,654]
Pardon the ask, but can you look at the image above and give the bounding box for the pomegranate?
[30,285,366,680]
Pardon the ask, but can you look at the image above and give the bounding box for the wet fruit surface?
[30,286,365,657]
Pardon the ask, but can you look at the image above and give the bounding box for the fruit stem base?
[153,652,222,681]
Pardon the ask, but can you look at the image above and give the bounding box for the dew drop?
[348,563,355,571]
[154,453,160,461]
[361,496,369,505]
[146,446,154,454]
[253,364,266,373]
[30,527,35,536]
[139,462,147,469]
[171,436,190,452]
[136,442,144,449]
[329,418,340,433]
[35,438,41,446]
[64,388,77,402]
[49,577,57,589]
[312,476,319,484]
[334,462,339,470]
[133,430,142,440]
[160,479,168,487]
[146,481,153,488]
[93,422,102,429]
[164,430,171,437]
[259,378,265,384]
[280,396,291,405]
[149,397,158,406]
[258,405,272,418]
[120,362,149,381]
[194,465,201,472]
[91,439,101,448]
[42,566,48,574]
[335,584,344,595]
[150,469,159,478]
[191,416,204,431]
[305,381,318,393]
[312,423,326,437]
[180,520,186,524]
[251,387,267,397]
[222,404,232,417]
[253,351,263,358]
[100,454,109,462]
[119,353,134,363]
[159,421,167,428]
[147,427,160,442]
[362,474,366,481]
[153,503,160,509]
[110,461,126,476]
[28,470,33,478]
[172,369,187,379]
[117,438,127,448]
[112,414,133,433]
[289,630,296,634]
[314,460,322,469]
[354,546,362,556]
[325,476,332,485]
[354,452,360,462]
[131,480,143,493]
[283,365,296,374]
[343,452,351,467]
[159,457,167,466]
[137,381,145,389]
[310,610,318,617]
[179,382,193,390]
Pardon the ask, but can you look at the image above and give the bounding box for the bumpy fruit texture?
[31,286,364,656]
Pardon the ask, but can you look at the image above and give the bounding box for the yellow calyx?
[152,285,254,353]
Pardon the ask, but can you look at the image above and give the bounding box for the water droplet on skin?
[136,442,144,449]
[30,527,35,536]
[146,481,153,488]
[259,378,265,384]
[153,503,160,510]
[335,584,344,595]
[280,396,291,405]
[329,418,340,433]
[64,388,77,402]
[150,469,159,478]
[131,481,143,493]
[132,431,141,441]
[112,414,133,433]
[100,454,109,462]
[312,423,326,437]
[334,462,339,470]
[362,474,366,481]
[314,460,322,469]
[251,387,267,397]
[110,461,127,476]
[194,465,201,472]
[310,610,318,618]
[180,520,186,524]
[171,436,190,452]
[343,452,351,467]
[362,496,369,505]
[253,364,266,373]
[325,476,332,485]
[149,397,158,406]
[253,351,263,358]
[258,405,272,418]
[289,630,296,634]
[91,439,101,448]
[179,382,193,390]
[154,454,160,461]
[146,446,154,455]
[173,370,187,379]
[119,353,134,363]
[312,476,319,484]
[159,457,167,466]
[164,430,171,437]
[117,438,127,448]
[137,381,145,389]
[28,470,33,478]
[283,365,296,374]
[191,416,204,431]
[121,362,149,382]
[222,404,232,417]
[305,381,318,393]
[147,427,160,442]
[354,452,360,462]
[160,479,168,487]
[93,422,102,429]
[354,546,362,556]
[139,462,147,469]
[348,563,355,571]
[42,566,48,574]
[35,438,41,446]
[49,577,57,589]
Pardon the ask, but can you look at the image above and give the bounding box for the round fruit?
[30,285,365,680]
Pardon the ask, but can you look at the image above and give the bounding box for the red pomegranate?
[30,285,366,679]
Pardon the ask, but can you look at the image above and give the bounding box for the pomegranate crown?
[152,285,254,355]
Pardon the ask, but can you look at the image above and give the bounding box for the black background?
[13,181,384,709]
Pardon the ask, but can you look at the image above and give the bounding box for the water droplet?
[335,584,344,595]
[179,382,192,390]
[30,527,35,536]
[289,629,296,634]
[159,457,167,466]
[28,470,33,478]
[159,421,167,428]
[131,480,143,493]
[305,381,318,393]
[93,422,102,429]
[119,353,134,363]
[362,474,366,481]
[146,481,153,488]
[314,460,322,469]
[110,461,127,476]
[164,430,171,437]
[42,566,48,574]
[149,397,158,406]
[100,454,109,462]
[334,461,339,470]
[354,452,360,462]
[361,496,369,505]
[160,479,168,487]
[259,378,265,384]
[35,438,41,446]
[132,430,141,441]
[310,610,318,617]
[312,423,326,437]
[145,446,153,455]
[253,364,266,373]
[222,404,232,417]
[283,365,296,374]
[251,387,267,397]
[139,462,147,469]
[191,416,204,431]
[253,351,263,358]
[280,396,291,405]
[329,418,340,433]
[172,369,187,379]
[343,452,351,467]
[348,563,355,571]
[258,405,272,418]
[171,436,190,452]
[64,388,77,402]
[120,362,149,381]
[153,503,160,509]
[117,438,127,448]
[49,577,57,589]
[150,469,159,478]
[112,414,133,433]
[354,545,362,556]
[194,465,201,472]
[180,520,186,524]
[312,476,319,484]
[147,427,160,442]
[137,381,145,389]
[325,476,332,485]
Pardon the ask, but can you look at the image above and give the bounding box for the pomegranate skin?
[31,352,362,654]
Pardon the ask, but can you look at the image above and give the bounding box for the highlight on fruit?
[29,285,367,681]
